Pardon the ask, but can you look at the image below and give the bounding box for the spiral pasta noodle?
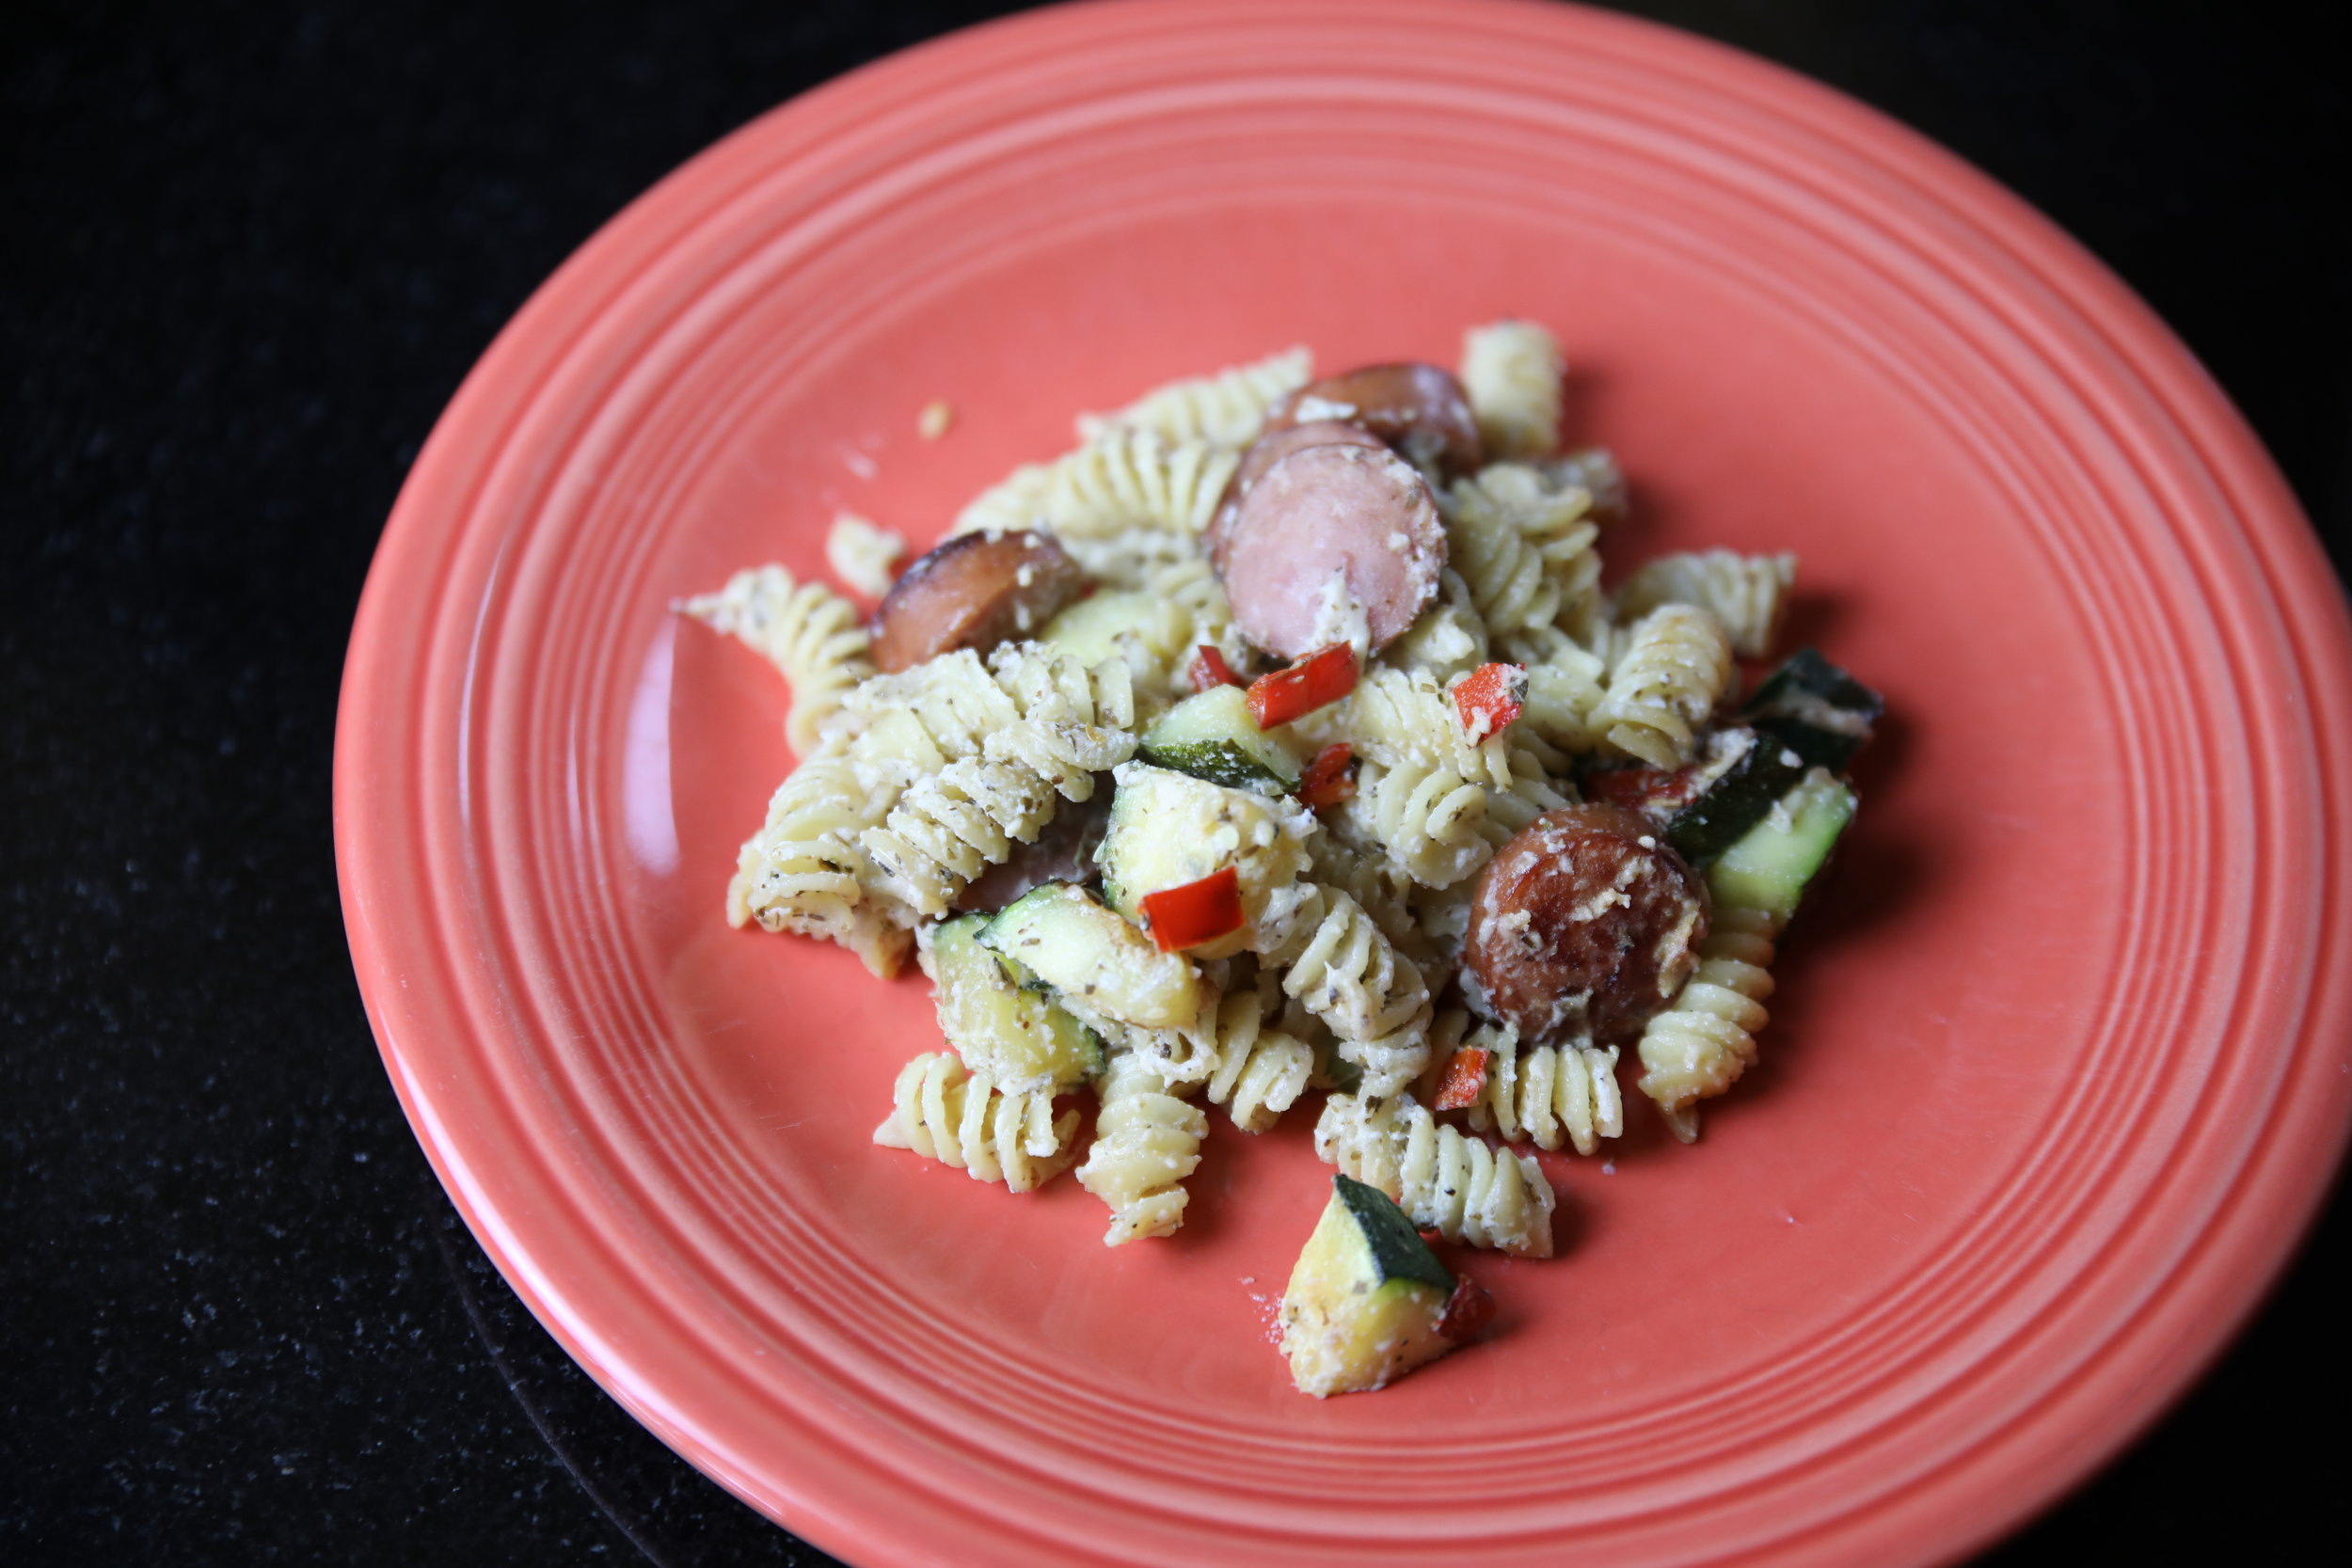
[1636,902,1781,1142]
[1460,319,1565,461]
[1200,989,1314,1133]
[1381,565,1490,686]
[1342,756,1493,890]
[1315,1093,1556,1258]
[1464,1022,1625,1157]
[1308,834,1433,963]
[1616,549,1798,660]
[1076,345,1312,448]
[1503,627,1609,755]
[679,565,875,754]
[726,734,910,977]
[1076,1053,1209,1244]
[1312,666,1514,790]
[872,1052,1080,1194]
[1269,888,1435,1097]
[1591,603,1735,769]
[1042,426,1240,539]
[1441,463,1605,647]
[859,647,1139,919]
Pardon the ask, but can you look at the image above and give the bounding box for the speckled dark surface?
[4,2,2345,1563]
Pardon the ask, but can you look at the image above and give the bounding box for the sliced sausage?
[1216,442,1446,659]
[1464,804,1709,1047]
[1264,362,1485,480]
[952,793,1110,913]
[869,530,1087,673]
[1205,420,1387,573]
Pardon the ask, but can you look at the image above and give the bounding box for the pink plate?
[334,3,2352,1563]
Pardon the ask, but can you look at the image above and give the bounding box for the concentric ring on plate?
[337,3,2352,1564]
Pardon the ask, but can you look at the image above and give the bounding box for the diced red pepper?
[1245,643,1358,729]
[1138,865,1244,953]
[1452,661,1527,741]
[1185,643,1242,693]
[1431,1047,1492,1112]
[1297,743,1357,809]
[1436,1274,1496,1344]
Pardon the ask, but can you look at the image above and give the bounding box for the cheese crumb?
[917,400,954,439]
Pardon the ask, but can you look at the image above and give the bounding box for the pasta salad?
[682,321,1881,1396]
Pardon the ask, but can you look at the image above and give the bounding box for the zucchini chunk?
[1279,1174,1461,1397]
[1096,762,1314,958]
[930,914,1103,1092]
[978,882,1204,1030]
[1137,684,1304,793]
[1707,769,1857,921]
[1740,647,1883,773]
[1040,589,1159,669]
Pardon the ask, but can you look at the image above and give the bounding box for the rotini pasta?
[1044,426,1240,538]
[1441,463,1604,648]
[1076,345,1312,448]
[1637,902,1781,1143]
[1315,1092,1556,1258]
[1591,603,1735,768]
[823,513,906,599]
[1268,888,1435,1097]
[1463,1021,1625,1156]
[1201,987,1314,1133]
[1076,1053,1209,1243]
[1616,549,1797,660]
[1459,320,1564,461]
[680,564,874,754]
[872,1052,1081,1193]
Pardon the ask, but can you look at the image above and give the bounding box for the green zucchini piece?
[1659,727,1804,867]
[1095,764,1313,957]
[1741,648,1883,773]
[1039,589,1159,668]
[977,881,1203,1030]
[931,914,1103,1091]
[1707,769,1857,921]
[1136,684,1303,793]
[1279,1174,1459,1397]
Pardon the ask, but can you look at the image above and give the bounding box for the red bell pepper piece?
[1138,865,1244,953]
[1431,1047,1492,1112]
[1245,643,1358,729]
[1436,1274,1496,1344]
[1297,743,1357,809]
[1185,644,1242,693]
[1452,661,1527,741]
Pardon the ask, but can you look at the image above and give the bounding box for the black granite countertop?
[5,2,2346,1562]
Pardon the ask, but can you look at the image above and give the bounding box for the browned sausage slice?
[1205,420,1386,573]
[1464,804,1709,1046]
[869,530,1086,673]
[952,793,1111,913]
[1216,442,1446,659]
[1264,363,1485,480]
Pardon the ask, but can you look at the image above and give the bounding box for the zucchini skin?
[1333,1173,1454,1293]
[1741,647,1883,773]
[1135,739,1290,792]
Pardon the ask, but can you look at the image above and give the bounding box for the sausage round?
[952,793,1110,913]
[1464,804,1709,1046]
[868,530,1087,673]
[1205,420,1387,573]
[1263,362,1485,480]
[1215,441,1446,659]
